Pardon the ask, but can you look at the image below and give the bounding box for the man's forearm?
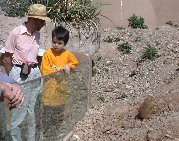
[0,82,6,102]
[3,52,13,75]
[0,84,3,100]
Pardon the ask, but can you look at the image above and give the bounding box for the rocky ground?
[1,14,179,141]
[68,25,179,141]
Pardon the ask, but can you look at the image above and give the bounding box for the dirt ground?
[67,25,179,141]
[93,0,179,28]
[1,15,179,141]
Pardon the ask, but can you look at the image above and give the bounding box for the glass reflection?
[0,58,91,141]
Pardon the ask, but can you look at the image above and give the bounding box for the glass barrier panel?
[0,58,91,141]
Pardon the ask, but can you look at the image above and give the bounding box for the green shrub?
[141,45,160,61]
[5,0,104,49]
[103,35,121,43]
[117,42,132,54]
[128,14,148,29]
[6,7,26,17]
[5,0,29,17]
[5,0,103,30]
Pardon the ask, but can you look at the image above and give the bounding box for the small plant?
[129,70,138,77]
[99,96,105,102]
[166,21,173,26]
[116,93,128,100]
[165,21,179,28]
[96,56,102,61]
[128,14,148,29]
[134,36,142,42]
[120,93,128,99]
[103,35,121,43]
[154,41,161,46]
[141,45,160,61]
[117,42,132,54]
[92,68,97,77]
[116,26,125,30]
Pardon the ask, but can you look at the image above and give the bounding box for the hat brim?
[27,15,51,21]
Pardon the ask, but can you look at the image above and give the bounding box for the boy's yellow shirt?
[40,48,78,106]
[42,78,68,106]
[40,48,78,76]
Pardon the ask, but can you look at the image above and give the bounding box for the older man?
[3,4,50,141]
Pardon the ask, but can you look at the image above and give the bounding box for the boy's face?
[52,37,65,53]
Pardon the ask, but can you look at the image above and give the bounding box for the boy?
[40,25,78,76]
[40,25,78,137]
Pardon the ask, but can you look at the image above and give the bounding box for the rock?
[137,95,155,119]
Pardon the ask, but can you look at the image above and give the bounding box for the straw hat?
[27,4,50,21]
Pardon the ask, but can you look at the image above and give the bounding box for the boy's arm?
[61,53,78,75]
[68,53,78,69]
[40,52,55,76]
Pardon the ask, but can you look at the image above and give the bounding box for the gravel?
[1,15,179,141]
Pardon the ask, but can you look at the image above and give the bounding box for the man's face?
[52,37,65,53]
[35,19,45,31]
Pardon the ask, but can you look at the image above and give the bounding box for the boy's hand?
[61,64,71,75]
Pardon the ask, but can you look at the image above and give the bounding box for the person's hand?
[1,82,24,108]
[8,83,24,108]
[0,82,12,100]
[61,64,71,75]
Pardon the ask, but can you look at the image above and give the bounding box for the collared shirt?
[0,72,16,84]
[5,23,40,65]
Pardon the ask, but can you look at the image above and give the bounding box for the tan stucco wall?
[93,0,179,28]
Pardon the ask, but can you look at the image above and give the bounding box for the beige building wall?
[93,0,179,28]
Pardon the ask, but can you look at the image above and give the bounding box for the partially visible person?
[3,4,50,141]
[40,25,78,134]
[0,72,24,108]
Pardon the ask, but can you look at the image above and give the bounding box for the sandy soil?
[67,25,179,141]
[93,0,179,28]
[1,14,179,141]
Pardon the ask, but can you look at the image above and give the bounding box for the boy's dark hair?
[52,26,69,45]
